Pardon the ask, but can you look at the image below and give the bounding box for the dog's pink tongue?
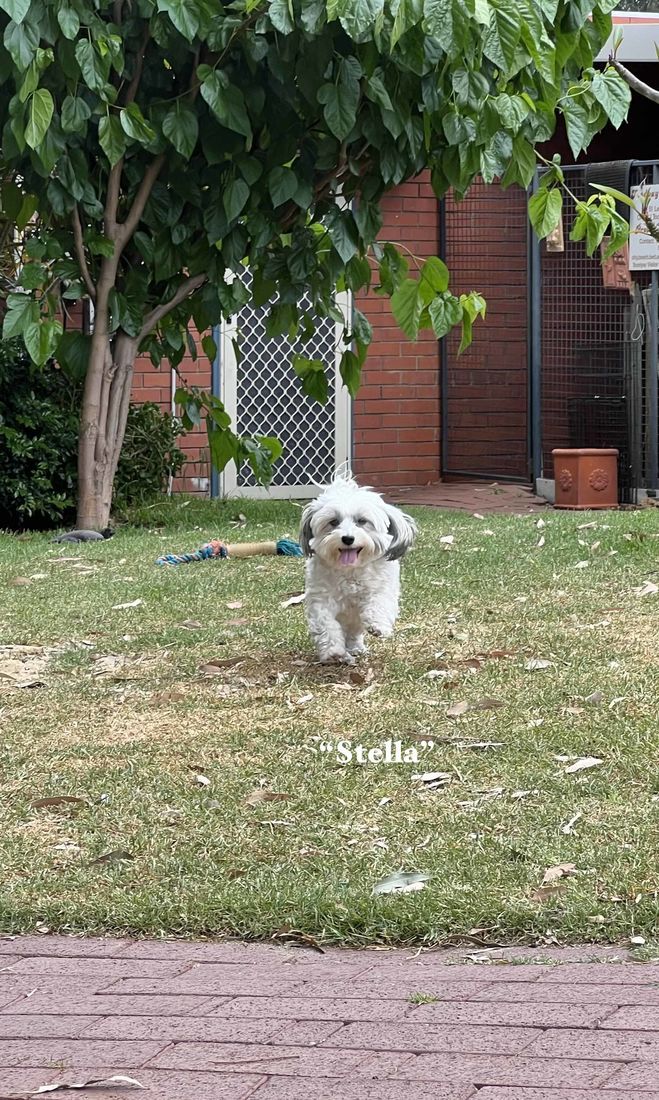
[339,548,359,566]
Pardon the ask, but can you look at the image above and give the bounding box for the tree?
[1,0,630,528]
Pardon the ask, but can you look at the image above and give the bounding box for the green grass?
[1,496,659,948]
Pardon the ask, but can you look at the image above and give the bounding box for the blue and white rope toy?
[156,536,302,566]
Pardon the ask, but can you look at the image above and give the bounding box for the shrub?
[0,338,78,530]
[0,339,186,530]
[114,402,186,508]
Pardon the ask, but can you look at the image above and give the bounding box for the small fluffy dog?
[299,473,417,664]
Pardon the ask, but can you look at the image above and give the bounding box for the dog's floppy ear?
[299,501,316,556]
[385,505,417,561]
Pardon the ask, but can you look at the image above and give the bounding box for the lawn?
[1,496,658,949]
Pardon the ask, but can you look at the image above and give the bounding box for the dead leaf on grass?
[530,882,570,903]
[180,619,203,630]
[542,862,577,884]
[200,657,244,675]
[11,576,32,586]
[372,870,429,895]
[446,701,470,718]
[439,535,455,546]
[272,927,325,953]
[561,812,583,835]
[245,789,291,807]
[194,774,211,787]
[564,757,603,774]
[226,600,244,610]
[32,796,87,810]
[634,580,658,597]
[456,740,504,750]
[584,691,603,706]
[90,654,126,678]
[412,772,452,790]
[111,599,143,610]
[281,592,305,608]
[349,667,374,686]
[88,850,134,866]
[32,1075,145,1093]
[525,658,553,671]
[152,690,187,704]
[472,698,505,711]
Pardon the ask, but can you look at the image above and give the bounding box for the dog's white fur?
[299,473,417,664]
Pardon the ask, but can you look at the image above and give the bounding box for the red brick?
[0,994,225,1017]
[149,1042,371,1076]
[321,1022,534,1056]
[0,1014,97,1038]
[401,1053,623,1089]
[0,957,21,970]
[540,963,659,986]
[603,1063,659,1090]
[0,1038,166,1068]
[365,964,548,984]
[108,976,306,997]
[0,978,117,1004]
[254,1079,475,1099]
[525,1027,659,1061]
[602,1006,659,1030]
[215,997,409,1022]
[117,942,307,964]
[0,1068,60,1093]
[82,1015,309,1044]
[50,1068,264,1099]
[476,1092,657,1100]
[408,1001,612,1030]
[8,957,189,979]
[0,936,129,958]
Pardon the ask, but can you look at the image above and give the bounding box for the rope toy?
[156,537,303,566]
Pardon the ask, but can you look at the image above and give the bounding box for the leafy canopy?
[0,0,630,480]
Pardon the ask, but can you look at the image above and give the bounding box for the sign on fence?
[629,184,659,271]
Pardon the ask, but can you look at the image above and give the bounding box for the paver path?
[0,938,658,1099]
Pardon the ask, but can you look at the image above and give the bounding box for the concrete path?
[0,938,658,1098]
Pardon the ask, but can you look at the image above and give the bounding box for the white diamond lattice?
[231,292,338,488]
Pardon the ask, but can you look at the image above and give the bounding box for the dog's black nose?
[341,535,355,546]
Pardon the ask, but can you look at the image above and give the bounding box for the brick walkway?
[385,481,548,514]
[0,939,658,1098]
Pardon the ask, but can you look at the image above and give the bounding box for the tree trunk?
[77,325,139,529]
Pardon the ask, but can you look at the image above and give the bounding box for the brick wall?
[353,172,440,487]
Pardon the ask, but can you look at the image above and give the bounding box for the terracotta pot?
[552,448,619,510]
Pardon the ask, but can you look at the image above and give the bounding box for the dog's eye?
[356,517,367,526]
[329,518,340,528]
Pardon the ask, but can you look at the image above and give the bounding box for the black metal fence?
[534,161,659,504]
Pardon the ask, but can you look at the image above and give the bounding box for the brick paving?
[385,480,549,514]
[0,938,658,1098]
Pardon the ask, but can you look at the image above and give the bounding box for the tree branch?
[72,206,96,301]
[611,57,659,105]
[104,160,123,238]
[117,153,165,248]
[139,272,207,340]
[123,26,151,106]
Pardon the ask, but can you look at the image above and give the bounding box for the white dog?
[299,473,417,664]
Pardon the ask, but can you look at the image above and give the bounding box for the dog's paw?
[348,640,368,656]
[319,649,355,666]
[365,624,392,639]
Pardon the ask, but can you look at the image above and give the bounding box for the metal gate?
[217,289,351,499]
[535,161,659,503]
[440,180,531,480]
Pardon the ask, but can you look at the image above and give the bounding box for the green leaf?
[75,40,108,94]
[601,208,629,259]
[428,292,462,339]
[480,131,513,183]
[391,0,423,49]
[57,5,80,39]
[482,5,520,71]
[351,308,372,346]
[56,331,91,380]
[202,334,217,363]
[339,348,361,397]
[120,102,156,145]
[269,166,298,207]
[391,279,421,340]
[493,93,529,133]
[326,209,359,263]
[377,243,408,294]
[223,178,250,222]
[162,106,198,158]
[317,81,359,141]
[418,256,449,304]
[157,0,200,40]
[268,0,295,33]
[563,101,590,159]
[201,71,252,140]
[25,88,53,149]
[24,319,63,366]
[590,183,636,211]
[98,115,126,167]
[19,262,46,290]
[2,292,38,339]
[293,354,329,404]
[4,20,39,69]
[0,0,30,24]
[61,95,91,133]
[590,69,631,129]
[338,0,384,39]
[528,187,562,238]
[424,0,456,54]
[366,70,393,112]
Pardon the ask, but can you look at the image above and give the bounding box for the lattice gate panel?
[221,285,349,494]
